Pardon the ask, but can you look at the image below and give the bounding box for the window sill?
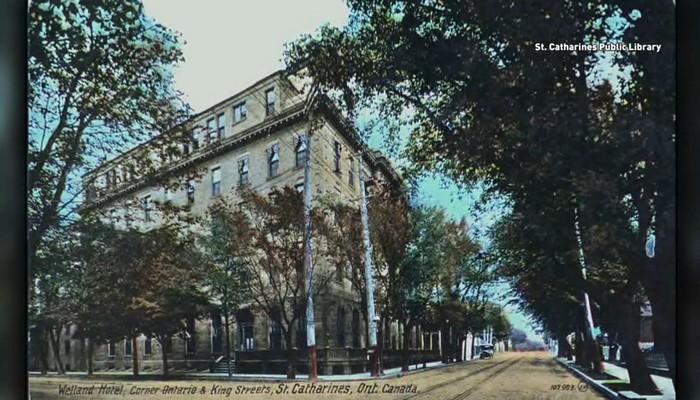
[232,118,247,125]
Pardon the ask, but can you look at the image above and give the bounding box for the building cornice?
[83,89,405,211]
[83,103,307,211]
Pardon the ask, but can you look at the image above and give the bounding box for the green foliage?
[286,0,675,384]
[71,218,209,350]
[28,0,192,293]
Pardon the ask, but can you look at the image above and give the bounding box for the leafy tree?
[71,218,208,377]
[200,205,252,377]
[209,187,333,379]
[285,0,675,387]
[322,199,372,347]
[400,206,453,369]
[493,201,657,391]
[28,0,193,371]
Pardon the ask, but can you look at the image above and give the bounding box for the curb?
[27,357,489,384]
[554,357,618,399]
[28,361,462,383]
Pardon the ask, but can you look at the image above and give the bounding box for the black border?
[0,0,29,399]
[12,1,696,399]
[676,0,700,399]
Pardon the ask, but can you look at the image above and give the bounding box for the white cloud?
[143,0,349,112]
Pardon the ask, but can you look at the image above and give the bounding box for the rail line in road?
[448,356,523,400]
[399,357,521,400]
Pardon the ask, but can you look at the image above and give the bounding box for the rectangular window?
[296,135,307,167]
[106,171,115,189]
[187,179,195,204]
[268,144,279,178]
[192,128,201,150]
[142,195,152,222]
[217,113,225,138]
[334,141,341,173]
[233,101,247,123]
[64,340,71,356]
[108,342,115,357]
[109,209,116,225]
[144,336,152,356]
[211,167,221,196]
[123,205,131,228]
[207,118,217,142]
[125,339,132,357]
[182,141,190,156]
[265,88,276,116]
[238,157,249,187]
[270,320,282,350]
[295,182,304,193]
[349,157,355,186]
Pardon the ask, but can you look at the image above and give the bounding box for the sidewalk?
[555,357,675,400]
[28,360,449,382]
[602,362,675,399]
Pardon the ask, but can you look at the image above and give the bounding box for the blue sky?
[143,0,543,341]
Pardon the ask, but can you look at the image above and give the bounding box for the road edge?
[554,357,618,399]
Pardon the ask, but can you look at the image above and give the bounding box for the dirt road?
[29,351,603,400]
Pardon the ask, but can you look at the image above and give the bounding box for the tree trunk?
[377,319,384,373]
[618,309,658,393]
[583,326,604,373]
[441,325,449,363]
[285,334,296,379]
[471,333,476,359]
[86,338,94,376]
[574,330,586,367]
[641,270,676,388]
[161,336,169,377]
[38,326,49,375]
[132,337,139,378]
[48,327,65,374]
[557,333,572,358]
[400,321,410,372]
[224,311,232,378]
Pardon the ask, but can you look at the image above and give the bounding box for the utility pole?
[303,132,318,382]
[573,197,604,373]
[359,152,380,376]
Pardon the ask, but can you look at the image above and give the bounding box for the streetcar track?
[399,358,513,400]
[448,356,523,400]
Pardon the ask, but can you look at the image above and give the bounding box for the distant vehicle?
[480,345,494,359]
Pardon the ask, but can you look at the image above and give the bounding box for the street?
[30,352,603,400]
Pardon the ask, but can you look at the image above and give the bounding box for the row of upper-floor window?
[100,132,364,208]
[116,142,366,225]
[97,88,278,192]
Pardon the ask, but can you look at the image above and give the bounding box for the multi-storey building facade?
[28,70,440,375]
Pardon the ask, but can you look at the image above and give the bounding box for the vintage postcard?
[27,1,675,399]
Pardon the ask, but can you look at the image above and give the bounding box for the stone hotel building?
[28,70,442,375]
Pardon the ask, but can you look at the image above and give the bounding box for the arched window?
[269,308,282,350]
[296,315,307,349]
[236,309,255,351]
[337,307,346,347]
[185,317,196,354]
[211,310,223,354]
[352,309,361,348]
